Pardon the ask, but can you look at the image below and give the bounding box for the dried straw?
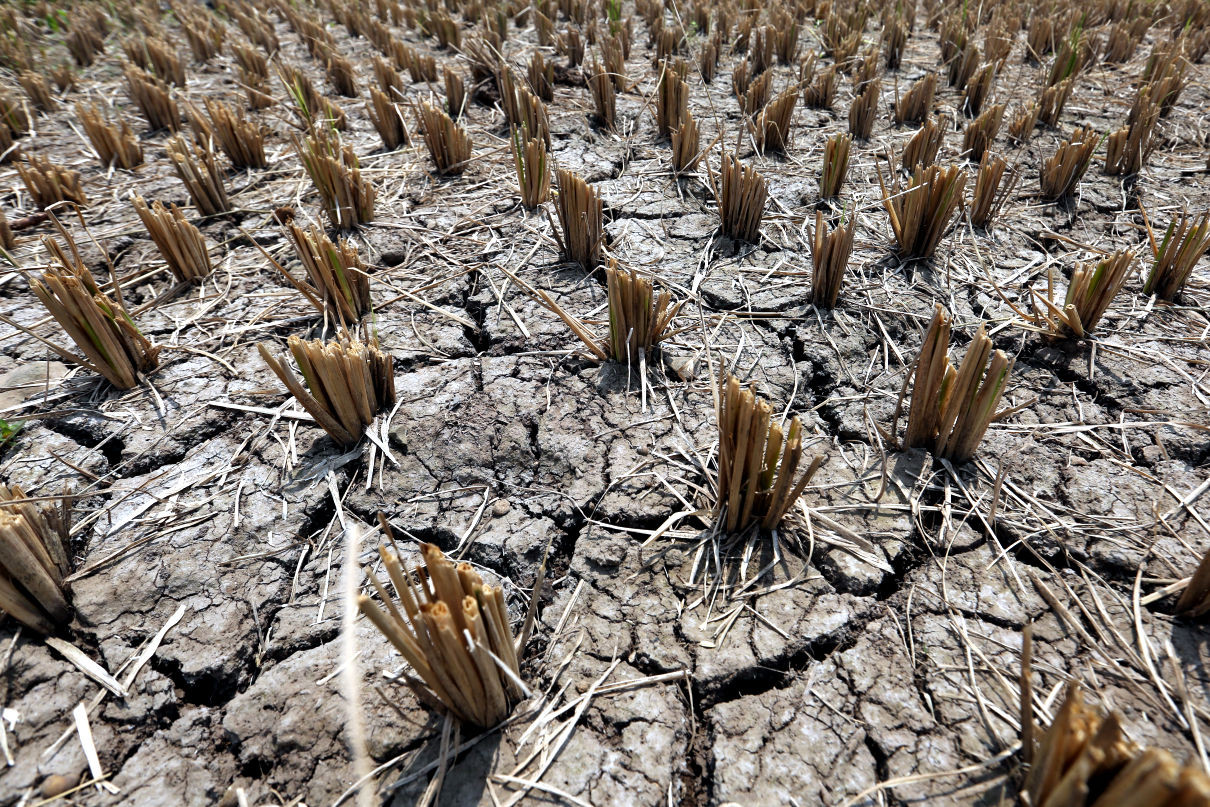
[0,484,71,634]
[132,195,212,283]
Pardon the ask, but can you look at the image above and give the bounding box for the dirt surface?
[0,0,1208,805]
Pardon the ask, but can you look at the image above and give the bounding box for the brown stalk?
[283,222,371,322]
[961,103,1004,162]
[878,164,967,259]
[961,63,994,117]
[278,63,348,131]
[848,77,880,140]
[1039,127,1098,201]
[820,132,852,198]
[0,484,71,634]
[1021,682,1210,806]
[18,154,87,210]
[326,53,360,98]
[511,126,550,209]
[528,50,554,102]
[671,111,701,175]
[968,154,1019,229]
[811,210,855,308]
[124,65,179,132]
[367,87,410,151]
[1033,250,1134,338]
[1007,102,1040,144]
[359,541,524,727]
[66,25,105,68]
[1141,206,1210,301]
[588,56,616,130]
[18,71,55,112]
[28,228,159,389]
[657,61,690,139]
[1103,87,1159,177]
[753,87,797,155]
[903,304,1013,462]
[444,67,466,119]
[258,335,394,447]
[893,72,936,125]
[418,101,472,175]
[1037,77,1073,128]
[166,135,229,217]
[718,153,767,243]
[293,127,375,229]
[0,207,13,251]
[554,168,603,269]
[902,116,946,172]
[203,98,267,170]
[77,103,143,169]
[124,36,186,87]
[803,66,838,109]
[715,373,823,533]
[132,195,212,283]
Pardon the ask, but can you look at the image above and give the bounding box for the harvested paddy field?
[0,0,1208,804]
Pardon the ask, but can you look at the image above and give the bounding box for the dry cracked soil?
[0,0,1209,805]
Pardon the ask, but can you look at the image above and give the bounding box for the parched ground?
[0,0,1208,805]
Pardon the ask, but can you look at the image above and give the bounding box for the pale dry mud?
[0,2,1209,806]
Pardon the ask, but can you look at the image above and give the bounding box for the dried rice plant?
[51,65,75,94]
[232,42,269,83]
[901,118,946,173]
[29,230,159,389]
[203,98,267,170]
[656,63,689,139]
[603,34,627,89]
[501,75,550,148]
[18,71,55,112]
[358,541,524,727]
[1007,102,1040,144]
[883,16,907,69]
[820,133,851,198]
[1039,127,1098,201]
[78,103,143,169]
[554,169,603,269]
[127,35,186,87]
[811,210,854,308]
[293,127,375,229]
[671,111,701,175]
[166,135,229,217]
[18,155,87,210]
[742,72,773,119]
[125,65,179,132]
[132,195,212,283]
[903,304,1012,462]
[961,103,1004,162]
[715,373,823,533]
[1037,77,1073,128]
[66,25,105,67]
[283,222,371,322]
[893,72,936,125]
[325,53,359,99]
[444,67,466,119]
[848,78,880,140]
[258,335,394,447]
[1033,250,1134,338]
[0,92,29,138]
[1174,546,1210,618]
[410,51,438,83]
[511,126,549,209]
[367,87,409,151]
[0,484,71,634]
[879,164,967,259]
[1142,207,1210,301]
[962,63,994,116]
[969,154,1019,229]
[528,50,554,102]
[589,56,616,130]
[181,10,223,62]
[803,66,838,109]
[753,87,797,155]
[418,101,472,175]
[1021,682,1210,806]
[718,154,767,243]
[0,206,13,251]
[1102,21,1138,64]
[374,56,403,97]
[280,64,348,131]
[1104,89,1159,177]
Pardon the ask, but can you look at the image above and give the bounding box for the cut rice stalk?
[132,195,212,283]
[0,483,71,634]
[258,335,394,447]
